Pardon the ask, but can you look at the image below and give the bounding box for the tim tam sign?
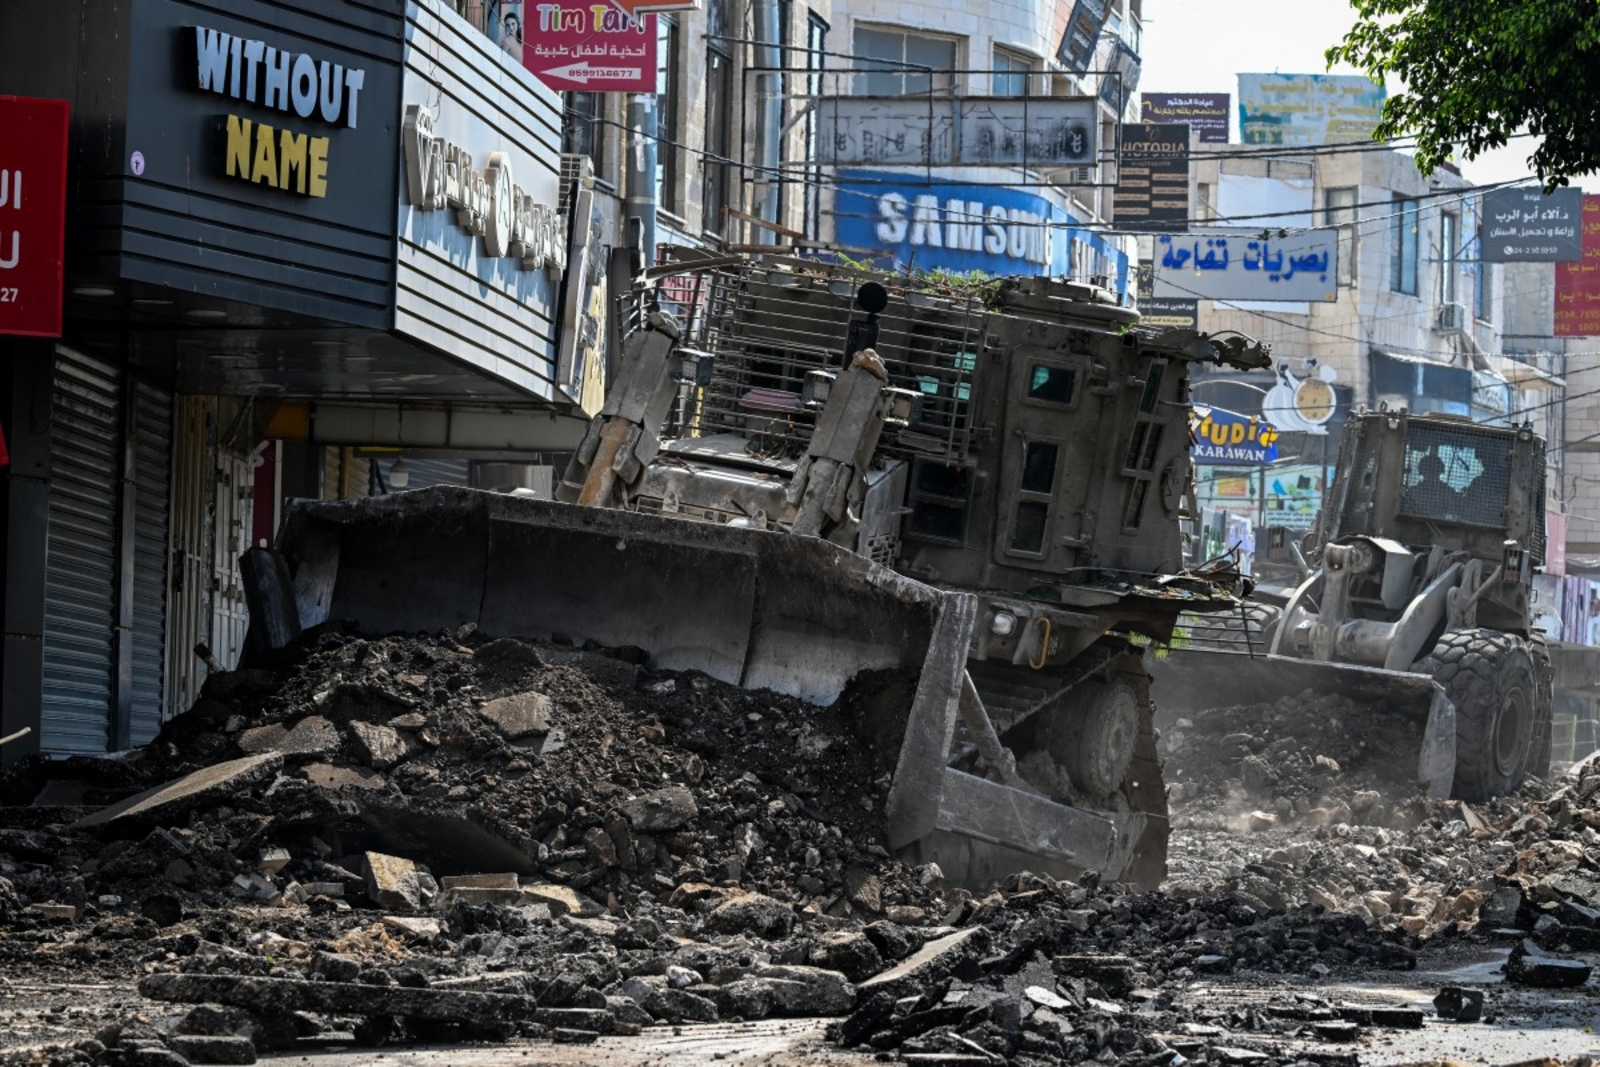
[0,96,69,337]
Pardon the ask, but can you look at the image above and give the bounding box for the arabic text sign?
[1482,187,1582,263]
[1152,228,1338,303]
[0,95,70,338]
[1192,408,1280,465]
[817,97,1097,168]
[1555,194,1600,336]
[524,2,656,92]
[1141,92,1229,143]
[1237,73,1384,146]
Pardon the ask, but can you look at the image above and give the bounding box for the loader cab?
[1331,412,1544,559]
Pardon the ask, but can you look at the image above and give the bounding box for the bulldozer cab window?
[1026,364,1077,405]
[1399,430,1508,527]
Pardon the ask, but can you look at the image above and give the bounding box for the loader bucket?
[272,487,1103,886]
[1150,650,1456,799]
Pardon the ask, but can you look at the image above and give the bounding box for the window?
[1390,196,1419,295]
[854,26,958,97]
[1477,256,1494,322]
[992,47,1036,97]
[1195,182,1213,222]
[562,92,605,175]
[703,47,733,237]
[1324,187,1358,286]
[1439,210,1459,305]
[803,13,828,239]
[656,16,680,214]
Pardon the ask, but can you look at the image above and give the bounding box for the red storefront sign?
[1555,194,1600,337]
[522,1,657,93]
[0,96,70,338]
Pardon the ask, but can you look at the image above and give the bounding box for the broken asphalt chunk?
[71,754,284,831]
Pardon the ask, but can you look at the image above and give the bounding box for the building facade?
[0,0,593,761]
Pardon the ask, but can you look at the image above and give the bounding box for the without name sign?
[0,96,70,337]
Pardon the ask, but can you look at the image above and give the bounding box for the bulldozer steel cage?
[636,254,1010,463]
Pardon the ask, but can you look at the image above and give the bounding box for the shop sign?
[0,95,69,337]
[1237,73,1384,146]
[524,2,657,93]
[818,97,1096,168]
[1191,407,1279,464]
[1140,93,1229,143]
[1484,187,1582,263]
[1555,194,1600,335]
[190,26,367,198]
[1262,362,1338,435]
[1153,228,1338,303]
[401,104,566,277]
[835,172,1064,275]
[1115,123,1189,231]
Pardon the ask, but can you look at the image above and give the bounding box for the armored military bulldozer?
[1159,409,1554,801]
[265,254,1269,889]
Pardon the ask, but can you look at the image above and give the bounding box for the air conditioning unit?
[1434,302,1468,334]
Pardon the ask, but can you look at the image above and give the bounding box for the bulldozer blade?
[280,487,948,706]
[1152,651,1456,799]
[273,487,1152,886]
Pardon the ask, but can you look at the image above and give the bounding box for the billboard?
[0,95,70,338]
[523,1,658,92]
[1141,92,1229,143]
[1115,123,1189,231]
[832,171,1130,297]
[1237,73,1384,146]
[1555,193,1600,336]
[1484,186,1583,263]
[817,97,1097,168]
[1152,228,1339,303]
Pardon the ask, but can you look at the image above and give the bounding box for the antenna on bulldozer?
[845,282,889,361]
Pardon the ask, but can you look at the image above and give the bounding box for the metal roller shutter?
[129,382,174,746]
[41,349,121,755]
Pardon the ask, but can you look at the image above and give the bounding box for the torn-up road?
[0,628,1596,1066]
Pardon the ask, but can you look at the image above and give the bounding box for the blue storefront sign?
[833,170,1130,298]
[1192,407,1280,464]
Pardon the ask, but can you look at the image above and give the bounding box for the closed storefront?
[38,349,173,754]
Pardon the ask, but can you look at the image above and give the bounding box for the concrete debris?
[1432,984,1485,1022]
[4,629,1599,1067]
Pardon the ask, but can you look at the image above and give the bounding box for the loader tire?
[1419,630,1537,801]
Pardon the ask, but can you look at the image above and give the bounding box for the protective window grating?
[1398,424,1510,527]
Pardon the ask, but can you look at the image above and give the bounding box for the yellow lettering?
[252,122,279,187]
[590,3,608,28]
[308,136,329,198]
[1228,423,1245,445]
[225,115,252,179]
[278,129,308,194]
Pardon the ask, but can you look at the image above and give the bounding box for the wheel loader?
[262,254,1269,890]
[1158,408,1554,802]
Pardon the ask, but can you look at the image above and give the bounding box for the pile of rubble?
[1158,689,1433,831]
[0,631,1596,1066]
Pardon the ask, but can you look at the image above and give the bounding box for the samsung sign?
[835,171,1127,293]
